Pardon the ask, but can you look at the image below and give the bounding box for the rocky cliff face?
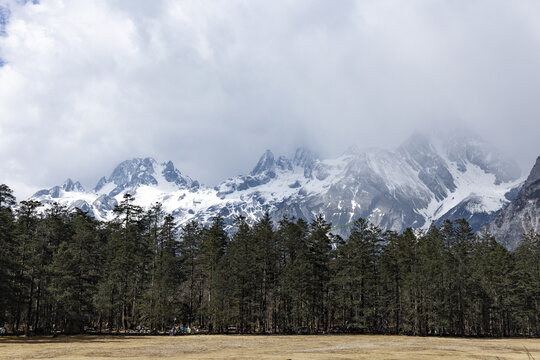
[29,130,523,240]
[32,158,199,222]
[487,157,540,250]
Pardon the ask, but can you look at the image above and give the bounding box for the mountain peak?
[27,133,526,248]
[32,178,85,199]
[102,157,158,194]
[293,147,316,167]
[401,128,521,185]
[93,156,198,195]
[398,132,434,157]
[62,178,85,192]
[161,160,199,189]
[251,150,275,175]
[524,156,540,188]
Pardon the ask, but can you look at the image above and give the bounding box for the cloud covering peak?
[1,0,539,199]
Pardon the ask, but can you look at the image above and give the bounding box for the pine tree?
[226,216,255,333]
[472,231,513,336]
[14,200,42,335]
[199,216,228,332]
[306,215,332,332]
[142,203,164,330]
[48,209,103,333]
[0,184,16,329]
[277,217,310,332]
[335,218,382,333]
[252,212,277,333]
[513,229,540,335]
[380,229,418,334]
[147,212,181,330]
[96,194,145,331]
[30,203,71,334]
[178,220,202,328]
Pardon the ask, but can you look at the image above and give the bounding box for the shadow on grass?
[0,335,128,344]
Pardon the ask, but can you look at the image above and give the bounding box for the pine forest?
[1,183,540,337]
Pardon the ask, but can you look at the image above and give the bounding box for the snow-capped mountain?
[30,130,523,237]
[486,156,540,250]
[32,158,200,221]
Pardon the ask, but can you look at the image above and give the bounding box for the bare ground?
[1,335,540,360]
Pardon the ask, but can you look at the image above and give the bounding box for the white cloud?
[0,0,539,200]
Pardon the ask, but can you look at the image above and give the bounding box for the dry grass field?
[1,335,540,360]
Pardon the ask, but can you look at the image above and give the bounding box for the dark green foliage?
[143,210,182,331]
[0,184,16,327]
[332,218,382,332]
[305,215,332,332]
[2,182,540,337]
[97,194,147,331]
[48,210,103,333]
[178,220,202,327]
[226,216,256,333]
[276,217,311,332]
[513,229,540,335]
[14,199,42,335]
[198,216,228,332]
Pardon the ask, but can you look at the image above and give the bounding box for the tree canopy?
[1,183,539,337]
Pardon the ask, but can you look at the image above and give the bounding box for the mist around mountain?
[3,130,540,337]
[30,129,524,243]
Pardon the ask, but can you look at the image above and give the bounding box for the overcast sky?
[1,0,540,199]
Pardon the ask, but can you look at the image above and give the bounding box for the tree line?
[1,183,540,337]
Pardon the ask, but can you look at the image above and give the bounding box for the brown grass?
[1,334,540,360]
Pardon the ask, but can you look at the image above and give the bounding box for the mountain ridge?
[486,156,540,250]
[30,130,525,243]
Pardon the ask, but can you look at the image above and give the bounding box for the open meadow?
[1,335,540,360]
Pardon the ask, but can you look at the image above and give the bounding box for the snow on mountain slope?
[486,156,540,250]
[421,160,522,229]
[32,158,202,222]
[29,131,523,235]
